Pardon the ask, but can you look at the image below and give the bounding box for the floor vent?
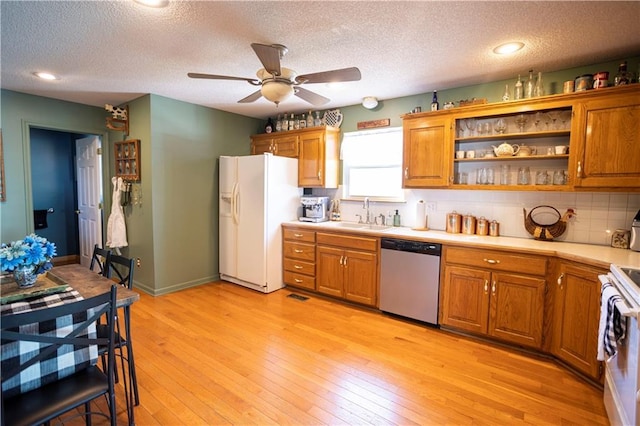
[287,293,309,301]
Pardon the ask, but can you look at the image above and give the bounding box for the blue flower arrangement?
[1,234,57,274]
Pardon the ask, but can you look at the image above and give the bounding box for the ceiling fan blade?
[294,87,330,105]
[238,90,263,103]
[188,72,260,85]
[251,43,282,76]
[296,67,361,84]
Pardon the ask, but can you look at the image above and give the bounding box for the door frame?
[22,120,111,251]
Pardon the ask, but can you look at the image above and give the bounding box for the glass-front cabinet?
[453,106,572,190]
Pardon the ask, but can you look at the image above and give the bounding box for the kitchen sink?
[330,222,393,231]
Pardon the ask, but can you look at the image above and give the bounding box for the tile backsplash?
[313,188,640,247]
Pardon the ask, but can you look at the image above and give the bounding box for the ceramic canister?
[593,71,609,89]
[575,74,593,92]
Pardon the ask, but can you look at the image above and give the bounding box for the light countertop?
[283,221,640,270]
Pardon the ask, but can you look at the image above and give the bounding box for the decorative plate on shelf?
[323,109,343,128]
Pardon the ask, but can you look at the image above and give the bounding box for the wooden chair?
[1,286,117,426]
[89,244,111,277]
[104,254,139,419]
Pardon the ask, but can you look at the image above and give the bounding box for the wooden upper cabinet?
[250,133,299,158]
[298,127,340,188]
[571,85,640,189]
[402,114,452,187]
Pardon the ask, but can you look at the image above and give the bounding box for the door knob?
[75,210,81,215]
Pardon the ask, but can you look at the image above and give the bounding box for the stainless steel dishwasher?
[380,238,442,325]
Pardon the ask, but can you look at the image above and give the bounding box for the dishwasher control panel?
[381,238,441,255]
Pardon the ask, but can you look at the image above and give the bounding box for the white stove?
[600,264,640,426]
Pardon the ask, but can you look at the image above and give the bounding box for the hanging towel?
[597,281,627,361]
[33,209,48,230]
[106,177,128,250]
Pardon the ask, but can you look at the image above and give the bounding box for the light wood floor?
[74,281,608,425]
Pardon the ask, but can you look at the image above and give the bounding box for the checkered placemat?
[1,289,99,398]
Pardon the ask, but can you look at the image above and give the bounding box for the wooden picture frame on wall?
[0,130,5,201]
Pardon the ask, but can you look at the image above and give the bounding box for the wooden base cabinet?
[551,261,605,382]
[316,232,379,307]
[282,228,316,291]
[440,247,547,349]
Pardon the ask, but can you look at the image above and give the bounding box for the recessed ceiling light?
[493,42,525,55]
[133,0,169,8]
[33,72,59,80]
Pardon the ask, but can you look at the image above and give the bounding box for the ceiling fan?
[188,43,361,106]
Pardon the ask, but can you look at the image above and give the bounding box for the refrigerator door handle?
[231,182,240,225]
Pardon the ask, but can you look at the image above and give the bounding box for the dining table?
[1,263,140,423]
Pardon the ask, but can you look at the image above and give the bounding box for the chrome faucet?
[363,197,371,224]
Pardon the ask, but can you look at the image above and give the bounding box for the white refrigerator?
[219,154,301,293]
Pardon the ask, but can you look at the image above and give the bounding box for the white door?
[75,136,103,267]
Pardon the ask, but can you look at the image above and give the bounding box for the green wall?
[0,90,114,241]
[0,90,261,295]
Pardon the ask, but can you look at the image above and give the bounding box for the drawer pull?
[294,279,303,283]
[557,273,564,287]
[483,258,500,264]
[484,280,489,294]
[294,265,303,269]
[293,233,304,237]
[491,281,496,294]
[294,249,303,253]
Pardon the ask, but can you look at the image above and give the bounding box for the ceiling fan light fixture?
[493,42,525,55]
[261,81,294,105]
[362,96,378,109]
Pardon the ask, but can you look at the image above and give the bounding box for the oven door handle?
[599,274,636,318]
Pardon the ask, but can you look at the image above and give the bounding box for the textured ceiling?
[2,1,639,119]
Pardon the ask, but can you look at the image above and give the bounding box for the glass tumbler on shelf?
[517,167,530,185]
[494,118,507,134]
[465,118,477,137]
[500,165,511,185]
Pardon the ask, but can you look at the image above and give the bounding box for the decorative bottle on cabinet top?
[430,91,439,111]
[514,75,523,100]
[614,61,633,85]
[534,71,544,97]
[525,69,535,98]
[306,111,314,128]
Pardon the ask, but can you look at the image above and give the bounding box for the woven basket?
[523,205,570,241]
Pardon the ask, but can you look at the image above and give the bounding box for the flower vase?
[13,267,39,288]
